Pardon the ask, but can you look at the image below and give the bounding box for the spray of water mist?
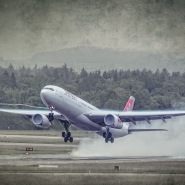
[72,118,185,157]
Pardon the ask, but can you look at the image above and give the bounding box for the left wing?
[84,110,185,125]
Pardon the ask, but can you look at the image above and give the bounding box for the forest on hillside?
[0,64,185,130]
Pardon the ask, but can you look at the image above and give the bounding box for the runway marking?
[0,134,81,140]
[0,142,77,147]
[39,165,58,168]
[0,172,185,176]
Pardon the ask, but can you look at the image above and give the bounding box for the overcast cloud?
[0,0,184,62]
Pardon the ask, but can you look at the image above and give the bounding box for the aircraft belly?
[47,94,84,119]
[71,115,102,131]
[97,127,128,138]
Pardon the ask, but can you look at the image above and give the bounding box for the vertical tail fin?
[123,96,135,111]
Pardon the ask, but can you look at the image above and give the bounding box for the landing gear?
[48,113,54,122]
[63,131,73,143]
[64,136,68,143]
[103,127,114,143]
[105,138,109,143]
[61,121,73,143]
[48,106,55,122]
[62,132,66,138]
[110,138,114,143]
[69,137,73,143]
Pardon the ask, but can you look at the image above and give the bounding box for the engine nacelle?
[32,114,51,129]
[104,114,123,129]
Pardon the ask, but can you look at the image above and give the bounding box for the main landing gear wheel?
[105,138,109,143]
[64,136,73,143]
[108,132,112,138]
[105,137,114,143]
[110,138,114,143]
[69,137,73,143]
[60,121,73,143]
[64,137,68,143]
[66,132,71,138]
[103,132,106,138]
[104,128,114,143]
[62,131,73,143]
[62,132,66,138]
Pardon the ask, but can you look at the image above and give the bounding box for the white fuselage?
[40,85,129,138]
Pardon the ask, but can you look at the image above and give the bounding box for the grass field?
[0,130,93,137]
[0,130,93,155]
[1,173,185,185]
[0,130,185,185]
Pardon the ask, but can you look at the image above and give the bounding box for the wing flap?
[129,129,168,133]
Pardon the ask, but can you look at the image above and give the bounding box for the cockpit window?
[44,87,54,91]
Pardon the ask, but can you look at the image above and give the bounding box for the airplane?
[0,85,185,143]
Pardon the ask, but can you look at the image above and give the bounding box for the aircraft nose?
[40,89,49,104]
[40,89,46,98]
[40,86,55,106]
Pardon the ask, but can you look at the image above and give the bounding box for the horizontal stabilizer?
[129,129,168,133]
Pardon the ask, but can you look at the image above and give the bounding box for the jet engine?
[104,114,123,129]
[32,114,51,129]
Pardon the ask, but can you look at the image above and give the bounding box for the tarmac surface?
[0,154,184,165]
[1,132,185,185]
[0,132,185,166]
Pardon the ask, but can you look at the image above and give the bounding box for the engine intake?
[32,114,51,129]
[104,114,123,129]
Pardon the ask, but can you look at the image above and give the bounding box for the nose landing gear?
[48,105,55,122]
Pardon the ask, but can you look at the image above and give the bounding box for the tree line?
[0,64,185,129]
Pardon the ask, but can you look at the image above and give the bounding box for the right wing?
[0,108,66,121]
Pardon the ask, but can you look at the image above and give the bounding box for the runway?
[0,153,177,164]
[0,132,185,165]
[0,131,185,185]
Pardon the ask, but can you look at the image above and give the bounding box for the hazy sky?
[0,0,185,60]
